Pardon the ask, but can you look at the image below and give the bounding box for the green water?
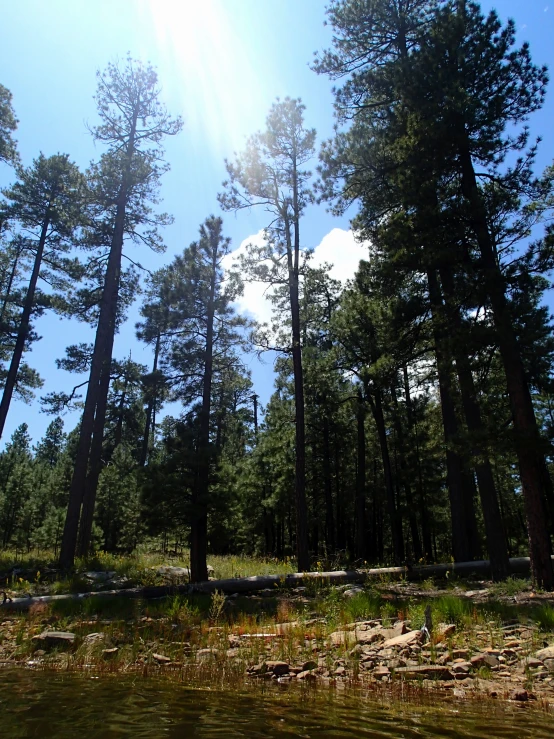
[1,671,553,738]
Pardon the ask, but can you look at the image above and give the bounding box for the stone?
[102,648,118,657]
[435,624,456,640]
[296,670,317,681]
[381,622,407,641]
[382,630,422,649]
[32,631,75,650]
[83,632,107,644]
[543,659,554,672]
[470,653,498,669]
[152,653,171,663]
[395,665,454,680]
[373,666,391,679]
[84,571,116,582]
[452,649,469,660]
[329,631,352,646]
[510,688,529,702]
[156,566,190,579]
[343,587,364,598]
[196,648,219,660]
[536,646,554,661]
[522,656,543,669]
[334,666,346,676]
[451,662,471,675]
[266,661,290,676]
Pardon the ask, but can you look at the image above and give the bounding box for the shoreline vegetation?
[1,552,554,710]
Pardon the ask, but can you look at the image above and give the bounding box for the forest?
[1,0,554,590]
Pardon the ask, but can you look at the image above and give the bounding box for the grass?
[0,548,297,598]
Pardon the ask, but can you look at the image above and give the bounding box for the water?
[1,670,553,738]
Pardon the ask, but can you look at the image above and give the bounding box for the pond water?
[1,670,553,738]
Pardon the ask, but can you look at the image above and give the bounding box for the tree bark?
[0,215,50,440]
[427,268,475,562]
[368,388,404,563]
[355,390,367,560]
[140,331,161,467]
[59,109,138,569]
[322,413,336,553]
[439,265,510,580]
[457,136,553,589]
[285,203,309,571]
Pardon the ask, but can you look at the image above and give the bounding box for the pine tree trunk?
[355,391,367,560]
[190,236,218,583]
[439,265,510,579]
[390,384,422,561]
[140,331,161,467]
[59,195,125,568]
[368,388,404,563]
[322,413,335,553]
[458,139,553,589]
[59,110,137,569]
[427,269,474,562]
[285,206,309,572]
[0,216,50,440]
[76,359,111,558]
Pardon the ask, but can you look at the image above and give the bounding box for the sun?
[146,0,267,155]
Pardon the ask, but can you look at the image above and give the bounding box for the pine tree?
[0,154,86,439]
[0,83,19,168]
[219,98,316,571]
[60,57,181,567]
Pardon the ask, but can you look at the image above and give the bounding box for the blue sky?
[0,0,553,447]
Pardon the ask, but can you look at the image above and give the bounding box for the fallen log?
[0,556,551,612]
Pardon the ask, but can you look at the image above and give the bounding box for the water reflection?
[0,670,551,738]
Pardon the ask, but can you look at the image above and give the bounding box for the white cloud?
[224,228,366,324]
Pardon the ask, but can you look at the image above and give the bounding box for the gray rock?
[84,571,117,582]
[536,646,554,661]
[32,631,76,650]
[343,587,364,598]
[266,660,290,676]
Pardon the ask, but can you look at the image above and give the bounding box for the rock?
[226,648,240,658]
[510,688,529,702]
[102,647,118,657]
[470,653,498,668]
[452,649,469,660]
[83,632,107,644]
[343,587,364,598]
[435,623,456,640]
[196,648,219,661]
[296,670,317,681]
[388,658,406,670]
[329,631,352,646]
[395,665,454,680]
[156,566,190,579]
[334,665,347,676]
[522,656,544,669]
[536,646,554,661]
[266,660,290,676]
[382,630,422,649]
[84,571,116,582]
[32,631,75,650]
[152,653,171,663]
[381,622,407,640]
[248,662,267,675]
[451,662,471,675]
[543,659,554,672]
[373,666,391,679]
[356,627,385,645]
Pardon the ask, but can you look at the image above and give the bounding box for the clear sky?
[0,0,553,447]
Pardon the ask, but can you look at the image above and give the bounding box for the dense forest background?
[1,1,554,586]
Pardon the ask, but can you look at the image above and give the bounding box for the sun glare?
[147,0,267,154]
